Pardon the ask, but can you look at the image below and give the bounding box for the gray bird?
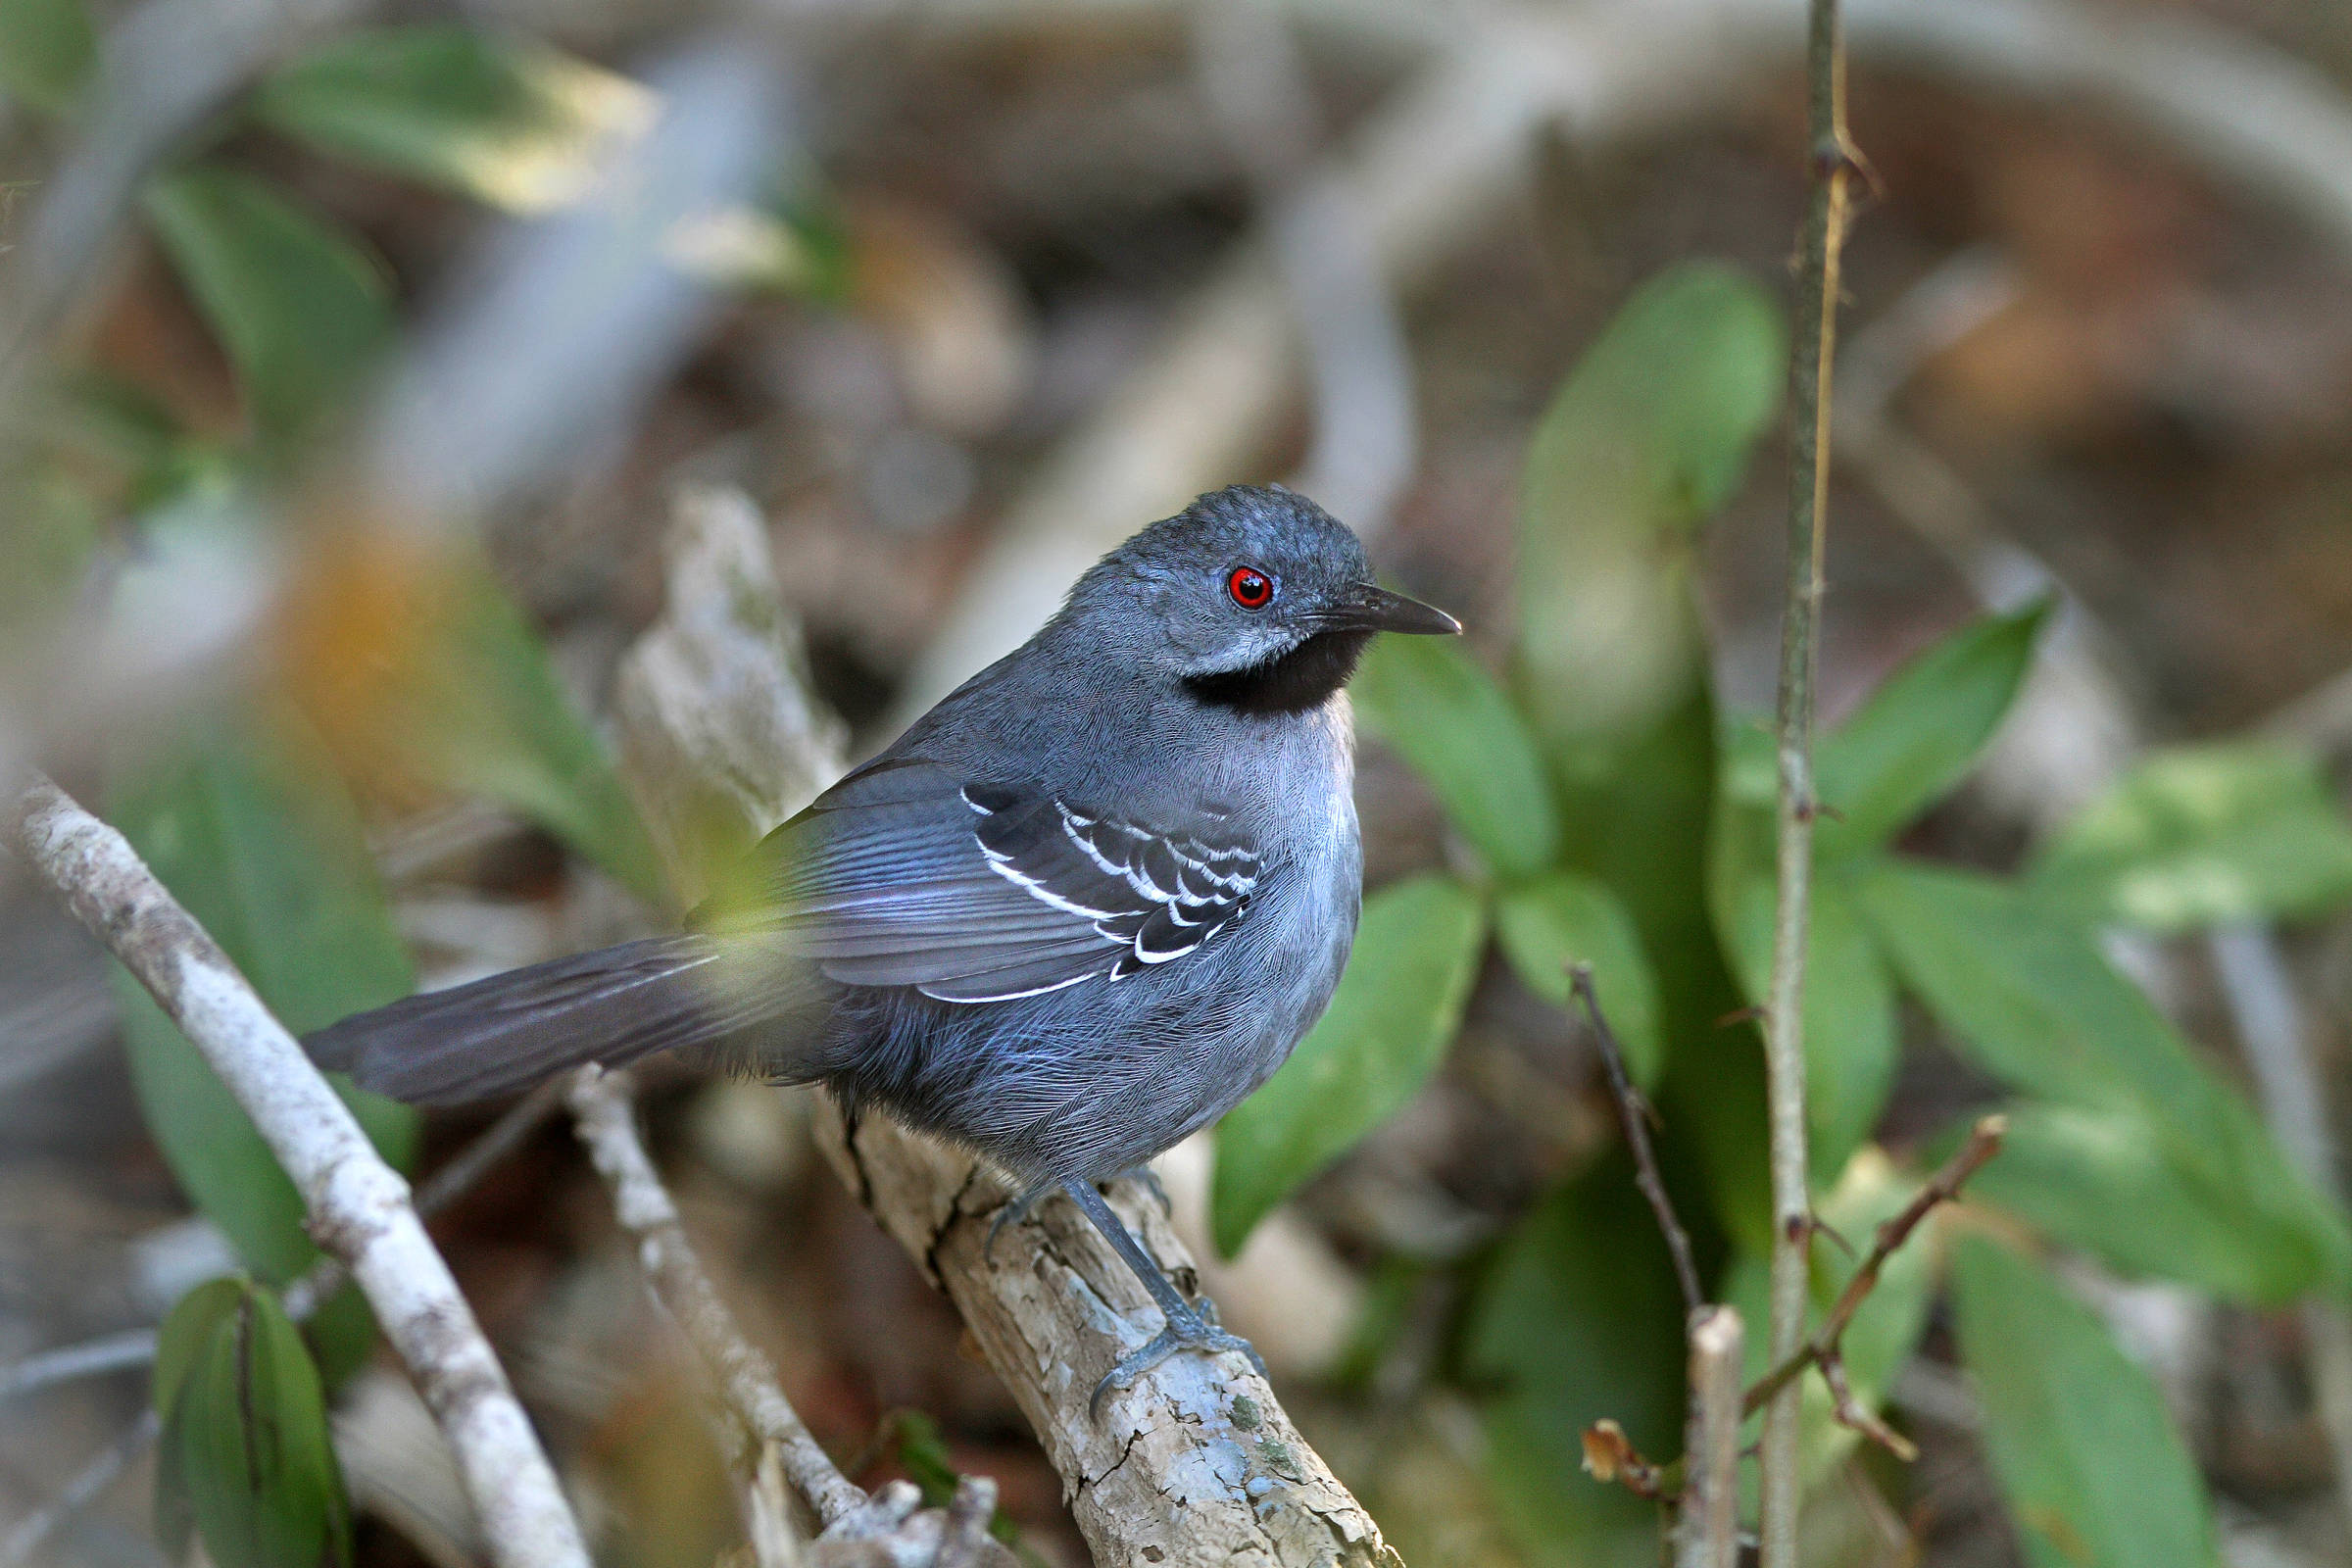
[310,483,1459,1404]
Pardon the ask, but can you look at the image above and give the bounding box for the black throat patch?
[1185,629,1373,715]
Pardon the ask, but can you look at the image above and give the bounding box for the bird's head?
[1066,484,1459,713]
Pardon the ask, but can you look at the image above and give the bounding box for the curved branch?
[3,777,589,1568]
[815,1106,1398,1568]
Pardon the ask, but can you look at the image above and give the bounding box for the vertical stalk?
[1762,2,1857,1564]
[1676,1306,1746,1568]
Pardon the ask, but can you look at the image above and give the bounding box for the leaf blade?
[2032,740,2352,930]
[1352,633,1559,881]
[1517,263,1784,745]
[1856,858,2352,1299]
[1951,1236,2220,1568]
[1813,602,2049,855]
[106,703,417,1281]
[1494,870,1662,1087]
[159,1280,353,1568]
[0,0,93,113]
[253,24,656,214]
[1210,874,1487,1256]
[141,165,394,439]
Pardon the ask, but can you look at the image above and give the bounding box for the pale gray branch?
[1676,1307,1745,1568]
[564,1065,869,1532]
[3,777,589,1568]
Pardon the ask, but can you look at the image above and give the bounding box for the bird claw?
[984,1184,1052,1263]
[1109,1164,1172,1218]
[1089,1311,1267,1419]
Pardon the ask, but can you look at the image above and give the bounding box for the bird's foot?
[983,1182,1054,1263]
[1107,1163,1172,1218]
[1089,1295,1267,1419]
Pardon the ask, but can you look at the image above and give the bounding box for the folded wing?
[710,760,1257,1003]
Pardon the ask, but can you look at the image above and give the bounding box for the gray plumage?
[309,483,1457,1400]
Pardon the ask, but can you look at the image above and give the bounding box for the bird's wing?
[704,760,1259,1003]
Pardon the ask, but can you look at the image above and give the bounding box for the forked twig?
[1741,1114,2007,1461]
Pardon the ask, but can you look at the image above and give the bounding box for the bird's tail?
[306,936,787,1105]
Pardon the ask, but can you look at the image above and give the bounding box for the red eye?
[1228,566,1274,609]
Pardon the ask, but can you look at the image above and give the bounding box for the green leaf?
[1813,601,2049,857]
[1856,858,2352,1299]
[142,165,394,439]
[395,553,668,905]
[106,703,417,1281]
[0,0,92,113]
[1352,634,1559,881]
[253,24,655,214]
[1517,263,1783,745]
[1465,1156,1690,1568]
[1580,681,1771,1255]
[1959,1101,2335,1304]
[1211,875,1487,1256]
[156,1279,353,1568]
[154,1278,248,1420]
[1513,267,1780,1251]
[1723,1150,1939,1494]
[1951,1236,2219,1568]
[2032,740,2352,930]
[1494,871,1662,1087]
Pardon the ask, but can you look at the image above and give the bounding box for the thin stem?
[1572,963,1703,1315]
[567,1067,869,1530]
[1763,1,1858,1560]
[0,1075,570,1403]
[1676,1307,1745,1568]
[1743,1115,2005,1458]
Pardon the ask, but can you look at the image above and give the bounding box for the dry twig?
[1741,1114,2008,1460]
[3,776,589,1568]
[1571,963,1702,1316]
[0,1409,163,1568]
[1579,1419,1672,1501]
[1676,1307,1746,1568]
[1760,1,1860,1559]
[564,1065,869,1532]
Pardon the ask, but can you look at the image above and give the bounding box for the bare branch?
[1676,1307,1745,1568]
[0,1328,158,1403]
[1760,0,1859,1558]
[1742,1115,2006,1460]
[817,1105,1399,1567]
[1571,964,1703,1317]
[564,1065,869,1531]
[3,776,589,1568]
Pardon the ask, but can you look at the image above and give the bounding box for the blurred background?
[9,0,2352,1564]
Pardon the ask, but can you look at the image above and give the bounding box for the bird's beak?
[1325,582,1462,636]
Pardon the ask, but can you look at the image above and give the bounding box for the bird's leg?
[984,1165,1164,1262]
[1060,1178,1265,1416]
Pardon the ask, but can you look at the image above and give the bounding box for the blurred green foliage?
[104,702,417,1284]
[154,1277,354,1568]
[1952,1236,2219,1568]
[0,10,734,1553]
[1216,261,2352,1563]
